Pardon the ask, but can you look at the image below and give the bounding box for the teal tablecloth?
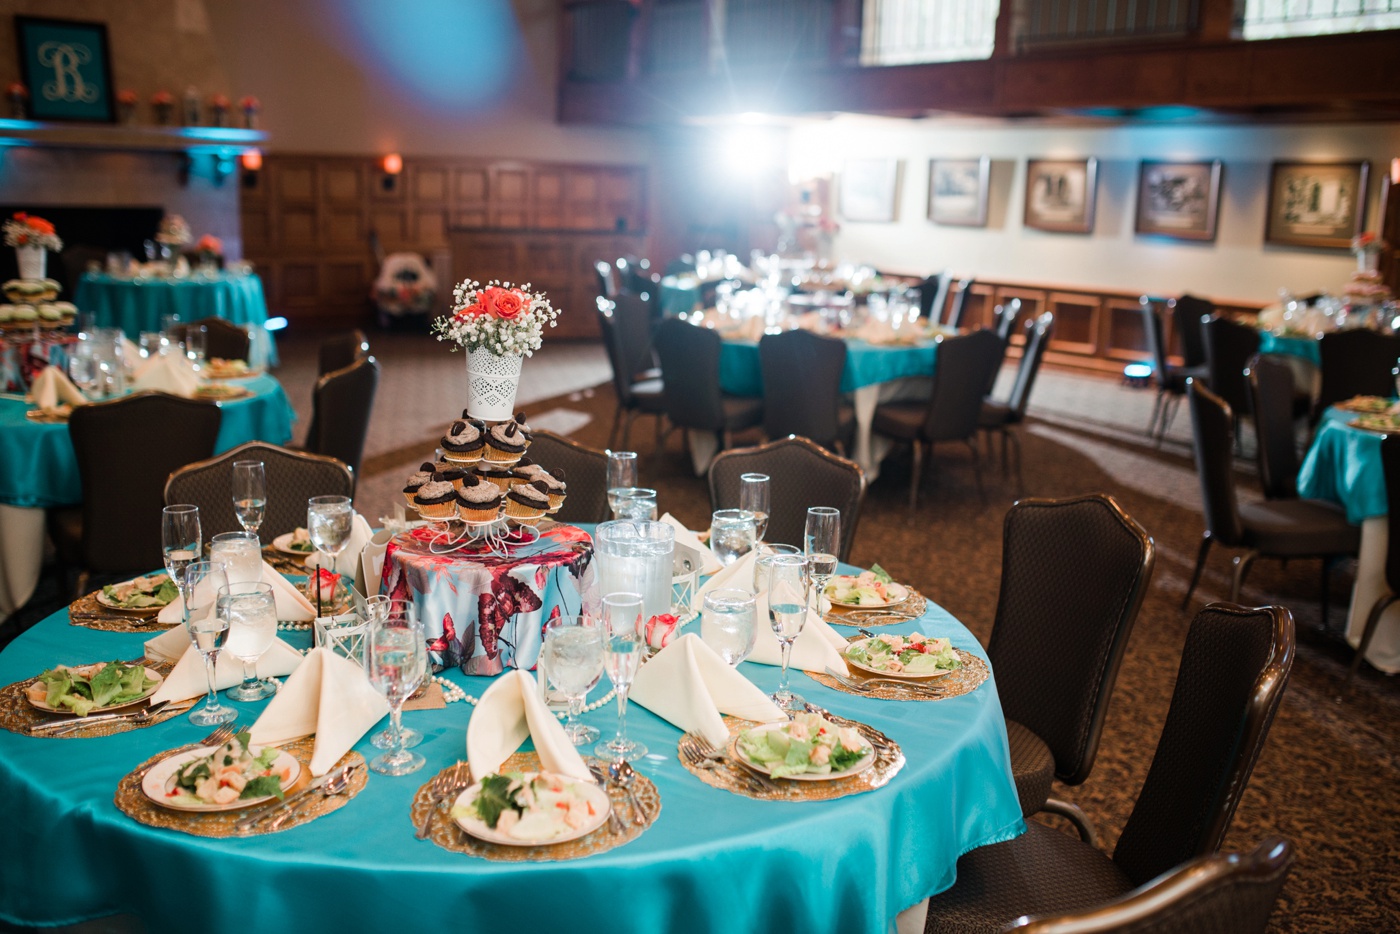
[720,338,940,397]
[1258,331,1320,367]
[74,273,279,366]
[1297,405,1387,524]
[659,276,701,317]
[0,559,1023,934]
[0,374,297,508]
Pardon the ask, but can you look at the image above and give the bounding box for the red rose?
[454,301,486,321]
[492,290,525,319]
[645,613,679,651]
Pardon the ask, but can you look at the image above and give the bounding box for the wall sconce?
[381,152,402,192]
[241,148,262,189]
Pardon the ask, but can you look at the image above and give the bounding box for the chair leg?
[1229,550,1259,603]
[621,410,637,449]
[908,440,924,511]
[608,404,624,450]
[73,569,91,603]
[1147,390,1164,439]
[999,429,1009,479]
[965,439,986,506]
[1320,558,1330,628]
[1342,592,1399,694]
[1043,797,1100,848]
[1182,532,1213,609]
[1008,430,1023,495]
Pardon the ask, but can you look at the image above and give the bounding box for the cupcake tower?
[0,278,76,331]
[401,411,568,527]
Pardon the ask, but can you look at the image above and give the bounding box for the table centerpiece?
[3,213,62,280]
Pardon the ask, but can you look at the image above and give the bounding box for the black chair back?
[709,436,864,560]
[1139,298,1172,392]
[318,329,368,377]
[990,495,1155,786]
[1112,604,1294,887]
[1171,294,1213,369]
[611,291,658,388]
[1186,380,1245,547]
[1202,316,1260,419]
[165,441,354,542]
[70,392,222,571]
[923,329,1003,442]
[655,316,725,432]
[758,329,847,448]
[1382,436,1400,596]
[1246,355,1299,500]
[170,318,251,362]
[1003,312,1055,424]
[594,260,619,299]
[945,277,975,330]
[994,298,1022,342]
[920,272,952,323]
[525,430,609,524]
[307,356,379,481]
[1317,329,1400,413]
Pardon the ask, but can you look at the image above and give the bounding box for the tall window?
[1240,0,1400,38]
[861,0,998,64]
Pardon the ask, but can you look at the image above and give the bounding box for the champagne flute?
[184,559,235,726]
[739,473,770,544]
[367,596,424,750]
[220,581,277,702]
[307,495,353,619]
[364,599,427,776]
[606,451,639,516]
[186,325,207,370]
[765,554,809,711]
[595,592,647,762]
[542,615,605,745]
[700,589,758,666]
[804,507,841,612]
[162,504,201,625]
[232,460,267,539]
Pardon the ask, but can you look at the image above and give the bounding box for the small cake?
[511,411,533,439]
[38,278,61,301]
[441,418,486,465]
[436,463,469,490]
[513,460,567,512]
[413,479,458,519]
[401,462,437,506]
[483,420,529,465]
[10,304,36,322]
[504,479,550,521]
[456,474,504,522]
[479,463,517,492]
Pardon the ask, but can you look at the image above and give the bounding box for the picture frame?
[1024,158,1098,233]
[1265,160,1370,249]
[929,157,991,227]
[840,159,900,223]
[1135,160,1223,241]
[14,16,115,123]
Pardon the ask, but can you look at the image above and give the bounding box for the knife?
[29,699,173,734]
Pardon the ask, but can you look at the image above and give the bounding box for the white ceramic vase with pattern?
[465,348,523,421]
[16,244,44,280]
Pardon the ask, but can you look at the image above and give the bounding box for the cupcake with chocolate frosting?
[401,462,435,506]
[478,463,517,492]
[483,420,529,465]
[513,461,567,512]
[441,418,486,465]
[455,473,503,522]
[504,479,550,521]
[413,478,459,519]
[434,462,469,490]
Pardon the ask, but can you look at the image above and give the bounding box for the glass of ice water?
[611,487,658,521]
[542,615,605,745]
[710,509,756,566]
[700,589,757,666]
[364,601,427,776]
[210,531,261,585]
[219,581,277,702]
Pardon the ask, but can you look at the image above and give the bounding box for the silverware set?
[678,733,780,794]
[30,698,177,736]
[416,761,472,840]
[823,666,948,700]
[587,764,631,832]
[235,760,360,833]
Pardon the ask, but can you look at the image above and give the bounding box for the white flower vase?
[465,348,523,421]
[16,244,45,280]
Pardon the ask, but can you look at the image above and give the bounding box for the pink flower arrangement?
[433,277,559,356]
[645,613,679,651]
[195,234,224,256]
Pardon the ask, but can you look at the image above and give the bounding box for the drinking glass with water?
[700,589,757,666]
[219,581,277,702]
[710,509,756,566]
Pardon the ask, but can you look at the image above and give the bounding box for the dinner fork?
[587,764,627,834]
[822,666,946,699]
[417,763,470,840]
[32,699,176,736]
[686,735,780,793]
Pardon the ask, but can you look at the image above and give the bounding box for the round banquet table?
[1257,330,1321,367]
[73,272,279,367]
[0,557,1024,934]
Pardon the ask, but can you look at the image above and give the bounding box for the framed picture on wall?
[928,157,990,227]
[14,16,115,123]
[840,159,900,223]
[1135,160,1223,241]
[1265,160,1370,249]
[1024,158,1098,233]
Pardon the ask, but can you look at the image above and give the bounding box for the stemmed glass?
[804,507,841,612]
[762,554,810,711]
[219,582,277,702]
[307,495,353,617]
[595,592,647,762]
[542,615,604,745]
[606,451,639,516]
[184,559,235,726]
[210,531,261,583]
[364,599,428,776]
[67,342,97,399]
[366,596,424,750]
[739,473,770,545]
[186,325,207,370]
[162,504,201,625]
[232,460,267,539]
[700,589,758,666]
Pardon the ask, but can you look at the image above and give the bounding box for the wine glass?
[186,325,207,370]
[162,504,201,624]
[753,544,801,593]
[66,342,97,398]
[606,451,639,515]
[542,615,604,745]
[219,581,277,702]
[764,554,810,711]
[366,596,424,750]
[804,507,841,611]
[710,509,756,566]
[307,495,353,616]
[184,559,236,726]
[595,592,647,762]
[232,460,267,539]
[700,589,757,666]
[364,599,427,776]
[739,473,770,545]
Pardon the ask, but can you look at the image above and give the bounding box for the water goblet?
[364,600,427,776]
[232,460,267,538]
[184,559,236,726]
[595,592,647,762]
[739,473,770,544]
[542,615,604,745]
[763,554,810,711]
[162,504,201,623]
[700,589,757,666]
[138,331,161,359]
[710,509,757,566]
[186,325,207,369]
[365,596,425,750]
[804,506,841,608]
[606,450,639,515]
[307,495,353,618]
[612,487,658,521]
[220,581,277,702]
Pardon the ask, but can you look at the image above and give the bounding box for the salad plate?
[194,382,252,401]
[824,566,909,608]
[203,359,262,380]
[452,772,610,845]
[731,715,875,782]
[1337,396,1394,414]
[843,633,962,681]
[272,529,317,557]
[26,662,163,716]
[95,572,178,616]
[141,735,301,812]
[1350,414,1400,435]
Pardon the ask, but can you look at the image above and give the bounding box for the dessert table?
[0,555,1023,934]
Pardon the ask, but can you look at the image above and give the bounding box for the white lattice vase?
[15,245,44,280]
[465,348,524,421]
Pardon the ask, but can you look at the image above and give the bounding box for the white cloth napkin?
[145,629,304,704]
[354,530,394,598]
[120,336,142,361]
[157,560,317,624]
[25,365,87,410]
[132,353,200,397]
[304,513,375,578]
[698,550,759,601]
[630,633,784,747]
[249,647,389,777]
[749,593,848,673]
[660,513,723,576]
[466,670,592,783]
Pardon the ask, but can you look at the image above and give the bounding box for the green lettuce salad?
[28,661,158,716]
[102,572,178,608]
[736,712,871,778]
[164,731,290,806]
[844,632,962,676]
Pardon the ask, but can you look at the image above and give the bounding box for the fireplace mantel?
[0,118,265,155]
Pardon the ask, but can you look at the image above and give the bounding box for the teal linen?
[74,273,279,366]
[1258,331,1320,367]
[0,374,297,508]
[659,277,701,317]
[0,559,1023,934]
[1297,405,1388,523]
[720,338,940,397]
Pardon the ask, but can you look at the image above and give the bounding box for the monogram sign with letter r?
[15,16,114,123]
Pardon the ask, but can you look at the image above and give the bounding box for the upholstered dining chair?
[1246,355,1301,501]
[525,430,609,524]
[165,441,353,542]
[1201,314,1261,438]
[980,312,1054,489]
[654,316,763,454]
[604,291,666,450]
[1181,380,1359,614]
[872,328,1003,508]
[1140,296,1208,445]
[169,317,251,362]
[944,277,976,330]
[304,355,379,482]
[318,329,369,376]
[1343,433,1400,693]
[989,494,1154,838]
[1002,837,1295,934]
[594,259,620,299]
[757,328,854,454]
[1315,328,1400,417]
[1170,294,1213,373]
[920,271,953,323]
[47,392,222,596]
[708,436,865,561]
[993,298,1022,342]
[922,602,1295,933]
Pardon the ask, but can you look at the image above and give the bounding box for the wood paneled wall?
[240,154,648,326]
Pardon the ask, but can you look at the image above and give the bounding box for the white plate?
[825,579,910,609]
[452,773,611,846]
[730,722,875,782]
[842,636,958,681]
[272,531,316,558]
[95,576,176,614]
[141,744,302,812]
[26,665,164,715]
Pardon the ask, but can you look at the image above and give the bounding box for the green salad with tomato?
[844,632,961,676]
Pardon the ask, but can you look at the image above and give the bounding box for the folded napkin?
[631,633,784,747]
[249,647,389,777]
[749,594,848,673]
[132,352,200,397]
[305,513,375,579]
[145,628,303,705]
[354,530,394,598]
[466,670,592,783]
[660,513,723,576]
[697,549,759,601]
[157,560,317,624]
[120,335,142,362]
[25,365,87,410]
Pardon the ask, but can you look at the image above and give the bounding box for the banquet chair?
[604,292,666,450]
[1343,434,1400,693]
[945,277,976,330]
[1002,837,1295,934]
[994,298,1022,342]
[594,259,620,299]
[47,392,222,596]
[1246,355,1301,500]
[990,494,1154,834]
[1201,315,1261,442]
[923,602,1295,933]
[1140,297,1206,446]
[304,355,379,481]
[1315,328,1400,417]
[872,328,1003,509]
[1181,380,1359,614]
[757,328,854,454]
[165,441,354,542]
[169,317,251,362]
[920,271,952,323]
[318,329,369,376]
[708,436,865,561]
[617,256,659,296]
[525,430,609,524]
[1170,294,1213,373]
[654,316,763,454]
[980,312,1055,490]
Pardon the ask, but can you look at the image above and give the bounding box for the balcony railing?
[860,0,998,64]
[1015,0,1198,46]
[1238,0,1400,37]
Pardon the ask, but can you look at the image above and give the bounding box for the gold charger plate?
[822,588,928,628]
[0,659,189,738]
[1349,416,1400,435]
[25,408,69,423]
[69,591,179,632]
[194,383,252,401]
[26,665,164,715]
[1337,396,1393,414]
[809,648,990,702]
